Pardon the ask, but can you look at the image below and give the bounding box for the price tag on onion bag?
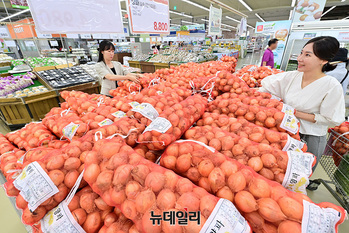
[41,202,85,233]
[98,119,113,127]
[13,162,59,212]
[111,111,126,119]
[200,199,251,233]
[282,135,304,152]
[270,94,282,101]
[62,122,80,141]
[132,103,159,121]
[41,171,85,233]
[281,103,295,115]
[280,113,299,135]
[282,151,314,194]
[129,101,140,108]
[302,200,342,233]
[143,117,172,134]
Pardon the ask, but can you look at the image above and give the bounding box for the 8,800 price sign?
[127,0,170,34]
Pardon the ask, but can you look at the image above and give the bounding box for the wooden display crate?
[154,62,170,70]
[140,61,155,73]
[23,90,59,121]
[0,98,32,126]
[33,66,56,72]
[57,81,101,102]
[55,63,74,69]
[128,61,141,69]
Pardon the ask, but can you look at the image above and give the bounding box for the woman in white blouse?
[95,40,140,96]
[259,37,345,188]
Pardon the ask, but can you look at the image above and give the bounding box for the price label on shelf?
[126,0,170,34]
[28,0,123,34]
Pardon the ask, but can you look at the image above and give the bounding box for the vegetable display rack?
[314,129,349,212]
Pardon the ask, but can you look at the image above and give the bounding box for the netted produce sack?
[42,108,90,141]
[6,122,57,151]
[0,149,25,180]
[159,140,347,233]
[0,134,16,155]
[327,122,349,166]
[207,97,300,140]
[137,94,207,150]
[183,126,314,193]
[109,80,142,97]
[83,137,252,233]
[3,141,87,226]
[197,113,307,152]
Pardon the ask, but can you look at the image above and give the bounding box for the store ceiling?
[0,0,348,31]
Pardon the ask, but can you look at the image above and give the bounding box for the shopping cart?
[311,128,349,212]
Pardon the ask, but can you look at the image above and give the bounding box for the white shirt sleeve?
[314,83,345,127]
[259,72,289,98]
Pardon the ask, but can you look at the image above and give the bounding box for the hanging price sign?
[28,0,123,34]
[126,0,170,34]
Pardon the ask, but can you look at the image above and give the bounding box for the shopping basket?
[312,128,349,212]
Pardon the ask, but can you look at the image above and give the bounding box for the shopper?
[152,45,159,54]
[259,36,345,189]
[325,48,349,96]
[95,40,140,96]
[261,38,278,68]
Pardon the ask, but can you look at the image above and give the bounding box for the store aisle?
[236,50,263,70]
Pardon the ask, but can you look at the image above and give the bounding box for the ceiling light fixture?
[225,16,240,23]
[171,23,181,26]
[0,9,30,22]
[182,20,197,24]
[247,24,254,29]
[206,0,248,18]
[169,10,193,18]
[321,6,336,17]
[291,0,296,7]
[201,19,208,22]
[121,9,127,13]
[342,16,349,20]
[341,0,346,2]
[238,0,253,12]
[181,0,210,11]
[255,13,265,22]
[221,23,236,29]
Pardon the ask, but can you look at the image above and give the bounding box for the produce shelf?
[154,62,170,70]
[128,61,141,69]
[313,129,349,212]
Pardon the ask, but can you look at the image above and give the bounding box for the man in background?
[261,38,278,68]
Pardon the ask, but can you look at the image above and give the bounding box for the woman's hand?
[126,74,140,84]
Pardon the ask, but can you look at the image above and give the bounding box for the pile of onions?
[6,122,56,151]
[330,121,349,166]
[83,137,231,233]
[0,149,25,181]
[160,140,347,233]
[235,65,283,88]
[138,94,207,150]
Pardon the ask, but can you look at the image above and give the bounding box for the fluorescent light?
[291,0,296,7]
[239,0,253,12]
[289,10,294,20]
[182,20,196,24]
[201,19,208,22]
[255,13,265,22]
[121,9,127,13]
[221,23,236,29]
[181,0,209,11]
[171,24,181,26]
[247,24,254,29]
[342,16,349,20]
[207,0,248,18]
[321,6,336,17]
[169,10,193,18]
[225,16,240,23]
[341,0,346,2]
[0,9,30,22]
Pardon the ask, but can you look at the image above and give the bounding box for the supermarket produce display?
[37,67,96,88]
[0,57,347,233]
[0,72,36,97]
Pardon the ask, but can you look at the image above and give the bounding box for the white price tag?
[98,119,114,127]
[66,34,79,39]
[37,32,52,38]
[41,202,85,233]
[280,113,299,135]
[80,34,91,39]
[0,27,10,38]
[282,151,314,194]
[13,162,59,212]
[112,111,126,118]
[62,122,80,141]
[270,94,282,101]
[28,0,123,34]
[302,200,342,233]
[282,134,305,152]
[25,41,36,47]
[200,199,251,233]
[281,103,295,115]
[129,101,140,108]
[126,0,170,34]
[4,40,16,47]
[132,103,159,121]
[143,117,172,134]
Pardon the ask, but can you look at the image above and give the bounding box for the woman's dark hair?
[268,38,278,47]
[98,40,115,62]
[304,36,340,72]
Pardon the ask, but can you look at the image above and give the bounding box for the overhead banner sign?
[238,18,247,36]
[255,20,292,69]
[28,0,123,34]
[208,6,222,35]
[127,0,170,34]
[293,0,327,22]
